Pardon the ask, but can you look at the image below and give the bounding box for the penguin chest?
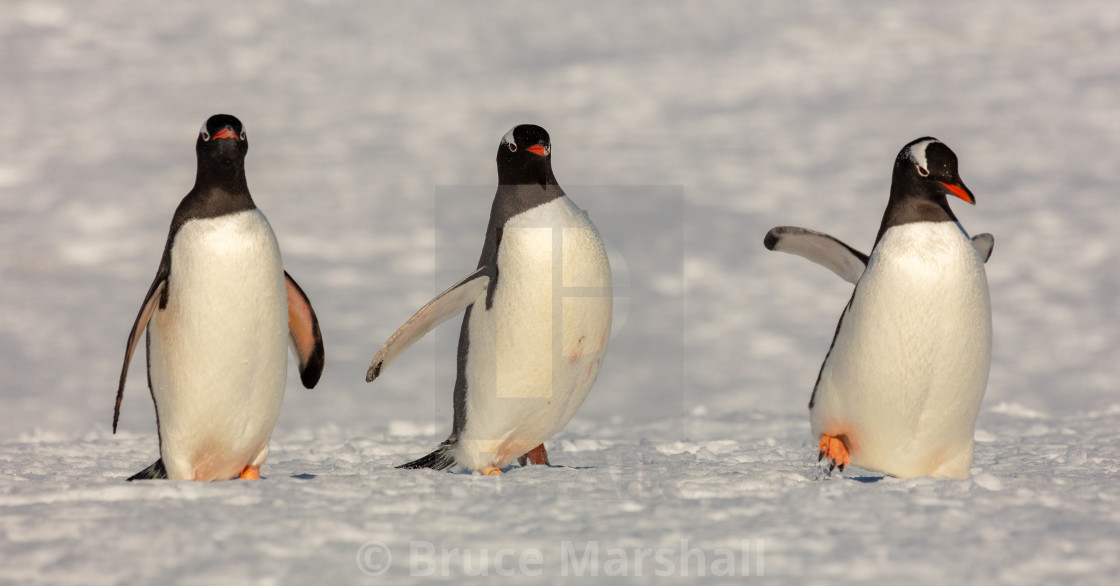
[149,209,289,480]
[811,222,992,477]
[459,197,613,465]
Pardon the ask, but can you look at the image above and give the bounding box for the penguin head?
[894,137,975,205]
[196,114,248,167]
[497,124,554,187]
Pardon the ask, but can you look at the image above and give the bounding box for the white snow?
[2,1,1119,583]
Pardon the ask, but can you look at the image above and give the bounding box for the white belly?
[454,197,613,470]
[810,222,992,478]
[148,209,289,481]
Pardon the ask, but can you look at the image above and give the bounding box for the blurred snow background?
[1,1,1118,583]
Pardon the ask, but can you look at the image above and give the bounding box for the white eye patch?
[501,126,517,149]
[907,138,939,171]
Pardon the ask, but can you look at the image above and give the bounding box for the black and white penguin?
[765,137,993,479]
[114,114,324,481]
[366,124,612,475]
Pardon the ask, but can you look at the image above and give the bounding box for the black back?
[874,137,974,246]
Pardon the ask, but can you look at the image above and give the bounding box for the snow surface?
[2,1,1119,583]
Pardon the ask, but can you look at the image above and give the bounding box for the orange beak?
[939,181,975,205]
[212,127,239,140]
[526,144,549,157]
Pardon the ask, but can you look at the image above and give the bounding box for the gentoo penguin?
[366,124,612,475]
[764,137,993,479]
[114,114,324,481]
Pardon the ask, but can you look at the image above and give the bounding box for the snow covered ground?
[2,1,1119,583]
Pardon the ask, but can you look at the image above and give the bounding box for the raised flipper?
[114,266,168,433]
[764,226,869,284]
[971,233,994,262]
[366,266,494,382]
[765,226,994,284]
[285,272,325,389]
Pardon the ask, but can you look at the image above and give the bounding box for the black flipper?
[397,441,457,471]
[114,265,169,433]
[128,459,168,481]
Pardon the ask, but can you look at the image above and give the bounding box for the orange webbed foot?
[239,465,261,480]
[480,467,503,476]
[517,444,550,467]
[817,434,851,472]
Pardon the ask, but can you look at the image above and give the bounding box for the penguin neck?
[498,166,558,189]
[195,159,250,194]
[494,180,565,216]
[192,158,254,202]
[183,162,256,220]
[493,158,564,217]
[874,173,958,246]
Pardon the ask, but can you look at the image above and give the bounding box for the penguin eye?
[239,130,247,141]
[507,142,517,152]
[917,165,929,177]
[200,130,211,142]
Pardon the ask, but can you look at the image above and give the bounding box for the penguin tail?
[127,459,168,481]
[397,442,456,471]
